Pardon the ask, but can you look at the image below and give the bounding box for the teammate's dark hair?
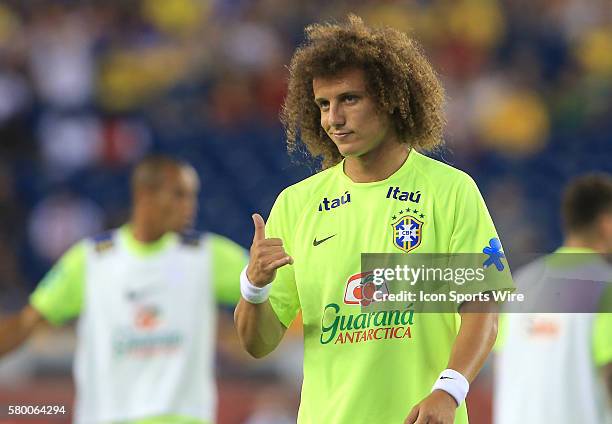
[562,173,612,234]
[281,15,445,170]
[131,155,185,194]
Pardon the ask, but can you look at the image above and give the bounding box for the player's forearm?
[234,298,286,358]
[447,301,498,382]
[0,307,42,356]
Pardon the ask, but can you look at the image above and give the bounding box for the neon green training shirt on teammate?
[30,226,246,424]
[266,150,513,424]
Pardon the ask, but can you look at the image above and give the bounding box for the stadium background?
[0,0,610,422]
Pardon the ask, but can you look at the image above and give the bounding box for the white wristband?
[431,369,469,407]
[240,266,271,304]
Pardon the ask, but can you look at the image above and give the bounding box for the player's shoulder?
[178,230,244,255]
[87,229,119,254]
[411,151,476,188]
[200,231,244,251]
[274,164,339,207]
[408,151,483,204]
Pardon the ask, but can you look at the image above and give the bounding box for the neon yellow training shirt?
[266,150,513,424]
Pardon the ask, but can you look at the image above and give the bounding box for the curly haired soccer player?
[235,15,512,424]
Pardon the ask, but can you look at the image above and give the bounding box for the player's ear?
[599,213,612,235]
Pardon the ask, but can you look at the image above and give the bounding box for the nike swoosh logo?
[127,286,159,301]
[127,290,151,301]
[313,234,337,246]
[439,376,454,380]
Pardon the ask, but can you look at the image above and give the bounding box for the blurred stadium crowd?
[0,0,610,422]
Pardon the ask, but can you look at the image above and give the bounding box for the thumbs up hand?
[246,214,293,287]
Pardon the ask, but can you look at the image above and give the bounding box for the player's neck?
[563,234,605,254]
[129,218,167,244]
[344,142,409,183]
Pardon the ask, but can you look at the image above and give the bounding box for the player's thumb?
[252,213,266,242]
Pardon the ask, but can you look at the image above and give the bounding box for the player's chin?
[336,143,364,158]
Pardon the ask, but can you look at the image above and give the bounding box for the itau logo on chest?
[386,186,421,203]
[318,191,351,211]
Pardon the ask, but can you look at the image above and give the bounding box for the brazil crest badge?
[391,215,423,253]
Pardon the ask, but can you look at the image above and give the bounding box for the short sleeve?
[449,174,514,296]
[267,190,301,328]
[30,242,86,325]
[593,285,612,366]
[209,233,248,306]
[449,175,501,253]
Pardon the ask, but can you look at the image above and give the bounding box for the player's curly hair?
[281,15,446,170]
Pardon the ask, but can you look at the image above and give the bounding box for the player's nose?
[328,102,345,127]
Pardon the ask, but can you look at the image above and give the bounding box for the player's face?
[154,166,199,233]
[313,68,396,159]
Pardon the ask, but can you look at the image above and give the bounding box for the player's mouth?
[331,131,353,140]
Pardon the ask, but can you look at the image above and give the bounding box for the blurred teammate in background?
[235,15,512,424]
[495,173,612,424]
[0,156,247,424]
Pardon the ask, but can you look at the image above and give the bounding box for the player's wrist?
[431,388,459,409]
[431,369,469,407]
[245,267,266,288]
[241,265,271,304]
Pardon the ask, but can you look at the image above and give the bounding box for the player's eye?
[343,95,359,104]
[317,101,329,111]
